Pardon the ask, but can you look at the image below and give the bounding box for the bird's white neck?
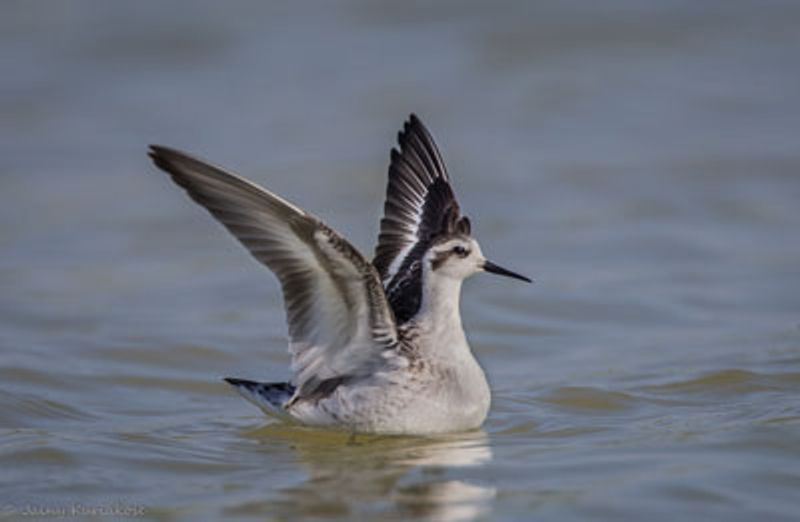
[414,274,470,360]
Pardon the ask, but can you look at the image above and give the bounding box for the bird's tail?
[223,377,295,421]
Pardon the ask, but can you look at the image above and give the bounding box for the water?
[2,1,800,520]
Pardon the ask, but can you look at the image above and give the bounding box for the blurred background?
[1,1,799,521]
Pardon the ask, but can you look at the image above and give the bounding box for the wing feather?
[372,115,470,323]
[149,146,397,398]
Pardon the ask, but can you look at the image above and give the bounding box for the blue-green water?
[2,2,800,520]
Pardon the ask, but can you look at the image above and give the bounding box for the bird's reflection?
[241,424,495,521]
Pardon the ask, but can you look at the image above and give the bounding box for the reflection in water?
[242,425,495,521]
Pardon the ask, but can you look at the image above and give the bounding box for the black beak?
[483,260,533,283]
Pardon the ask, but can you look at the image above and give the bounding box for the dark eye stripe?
[430,250,451,271]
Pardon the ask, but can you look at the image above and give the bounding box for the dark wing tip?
[224,377,257,388]
[148,144,190,178]
[406,114,431,145]
[147,144,174,160]
[147,144,163,163]
[148,145,233,196]
[407,113,424,132]
[400,113,429,143]
[148,144,192,168]
[394,113,449,182]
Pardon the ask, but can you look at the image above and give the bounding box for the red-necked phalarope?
[150,115,531,435]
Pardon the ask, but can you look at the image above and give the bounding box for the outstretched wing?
[150,146,398,399]
[373,115,471,323]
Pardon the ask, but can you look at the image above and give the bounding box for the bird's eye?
[452,245,469,257]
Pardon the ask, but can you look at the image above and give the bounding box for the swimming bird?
[149,114,531,435]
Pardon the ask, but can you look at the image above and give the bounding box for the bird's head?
[425,233,531,284]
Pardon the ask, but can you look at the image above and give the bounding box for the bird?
[149,114,531,435]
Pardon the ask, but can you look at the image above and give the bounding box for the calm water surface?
[2,2,800,520]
